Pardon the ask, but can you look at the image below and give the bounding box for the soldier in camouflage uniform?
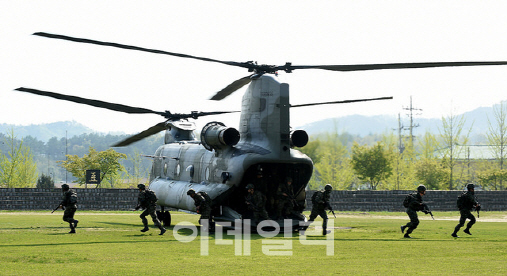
[187,189,215,232]
[245,183,270,224]
[135,184,166,235]
[275,177,295,219]
[452,183,481,237]
[58,184,79,234]
[302,184,333,235]
[401,185,427,238]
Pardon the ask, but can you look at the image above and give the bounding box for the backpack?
[403,194,413,208]
[311,191,322,205]
[457,192,466,209]
[146,190,158,204]
[197,191,212,205]
[69,190,78,204]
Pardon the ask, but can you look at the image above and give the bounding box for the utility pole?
[403,96,422,146]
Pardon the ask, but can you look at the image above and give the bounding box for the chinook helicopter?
[15,32,507,229]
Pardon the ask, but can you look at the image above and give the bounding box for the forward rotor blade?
[287,61,507,72]
[33,32,250,69]
[291,96,393,108]
[15,87,166,116]
[209,75,253,101]
[112,122,167,147]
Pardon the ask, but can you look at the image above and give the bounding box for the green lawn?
[0,210,505,275]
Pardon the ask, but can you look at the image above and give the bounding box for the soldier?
[135,184,166,235]
[401,185,427,238]
[302,184,333,235]
[245,183,270,224]
[275,177,295,219]
[57,184,79,234]
[187,189,215,232]
[452,183,481,237]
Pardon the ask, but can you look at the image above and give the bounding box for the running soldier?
[187,189,215,232]
[57,184,79,234]
[452,183,481,237]
[135,184,166,235]
[302,184,333,235]
[401,185,427,238]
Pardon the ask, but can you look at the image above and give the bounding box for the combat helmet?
[137,184,146,190]
[245,183,255,190]
[187,189,196,195]
[417,185,426,192]
[61,184,69,190]
[466,183,475,190]
[324,184,333,191]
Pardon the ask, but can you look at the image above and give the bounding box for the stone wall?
[1,188,506,211]
[306,190,507,212]
[0,188,138,211]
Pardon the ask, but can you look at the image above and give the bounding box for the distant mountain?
[297,104,499,142]
[0,121,96,142]
[0,104,501,143]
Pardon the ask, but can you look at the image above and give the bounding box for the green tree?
[487,101,507,190]
[351,142,393,190]
[439,111,471,189]
[58,147,127,188]
[37,173,55,189]
[0,130,38,188]
[414,158,450,190]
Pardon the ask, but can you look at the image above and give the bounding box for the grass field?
[0,210,506,275]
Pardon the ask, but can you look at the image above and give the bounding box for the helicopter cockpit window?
[186,165,194,178]
[163,163,168,176]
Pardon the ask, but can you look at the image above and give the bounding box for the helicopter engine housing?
[201,121,240,151]
[290,130,308,148]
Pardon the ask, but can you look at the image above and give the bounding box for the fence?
[1,188,506,211]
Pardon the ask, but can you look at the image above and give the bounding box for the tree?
[351,142,393,190]
[0,130,38,188]
[439,111,471,190]
[37,173,55,189]
[58,147,127,188]
[414,158,450,190]
[487,101,507,190]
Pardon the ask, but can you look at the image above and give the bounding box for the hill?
[0,121,99,142]
[298,105,498,142]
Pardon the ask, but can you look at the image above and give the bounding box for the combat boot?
[464,228,472,235]
[141,226,149,232]
[323,230,331,235]
[158,226,166,235]
[69,229,76,234]
[400,225,406,233]
[403,233,411,238]
[451,233,459,238]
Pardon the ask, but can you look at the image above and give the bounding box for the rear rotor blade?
[112,122,167,147]
[291,96,393,108]
[15,87,166,116]
[209,75,253,101]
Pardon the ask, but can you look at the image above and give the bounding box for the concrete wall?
[1,188,506,211]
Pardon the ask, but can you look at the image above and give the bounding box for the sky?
[2,1,507,136]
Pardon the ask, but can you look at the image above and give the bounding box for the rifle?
[51,205,62,213]
[475,204,481,218]
[328,209,336,218]
[326,202,336,218]
[422,204,435,220]
[245,196,259,211]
